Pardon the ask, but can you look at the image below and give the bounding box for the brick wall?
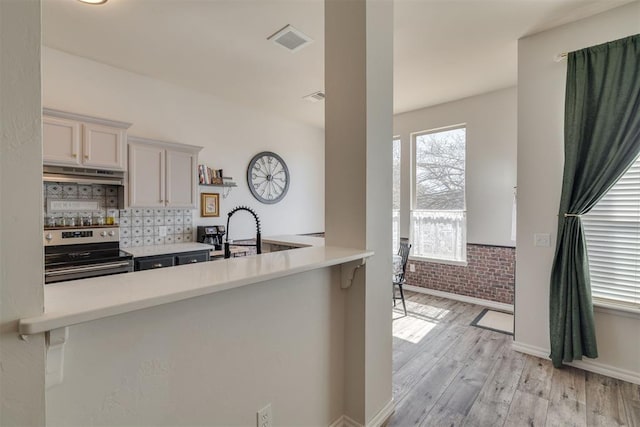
[404,244,515,304]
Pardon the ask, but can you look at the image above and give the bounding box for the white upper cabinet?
[43,108,131,171]
[83,123,125,170]
[128,136,202,209]
[166,149,198,208]
[129,142,165,208]
[43,116,81,166]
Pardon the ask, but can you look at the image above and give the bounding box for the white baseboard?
[367,398,395,427]
[512,341,640,385]
[404,285,514,313]
[328,416,343,427]
[343,415,362,427]
[328,399,395,427]
[329,416,355,427]
[329,415,362,427]
[511,341,550,359]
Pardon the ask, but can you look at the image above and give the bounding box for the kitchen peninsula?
[19,245,372,335]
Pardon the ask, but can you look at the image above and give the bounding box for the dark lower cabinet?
[176,252,209,265]
[136,255,175,271]
[134,250,210,271]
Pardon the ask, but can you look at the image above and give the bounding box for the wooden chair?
[393,241,411,315]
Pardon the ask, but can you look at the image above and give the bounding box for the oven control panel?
[44,227,119,246]
[62,230,93,239]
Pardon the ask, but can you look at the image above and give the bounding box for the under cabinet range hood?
[43,165,126,209]
[43,165,125,185]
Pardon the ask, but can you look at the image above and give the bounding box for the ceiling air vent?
[268,25,313,53]
[303,91,325,103]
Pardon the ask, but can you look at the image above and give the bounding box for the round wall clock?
[247,151,290,204]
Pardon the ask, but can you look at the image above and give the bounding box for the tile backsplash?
[44,183,195,248]
[119,208,194,248]
[44,182,120,219]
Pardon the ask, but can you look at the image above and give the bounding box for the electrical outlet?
[534,233,551,247]
[158,226,167,237]
[257,404,272,427]
[409,264,416,273]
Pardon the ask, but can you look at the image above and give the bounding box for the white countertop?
[19,245,373,335]
[262,235,325,248]
[124,242,213,258]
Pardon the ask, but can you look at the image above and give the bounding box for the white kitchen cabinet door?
[83,123,125,170]
[128,143,165,208]
[43,116,81,166]
[165,149,197,208]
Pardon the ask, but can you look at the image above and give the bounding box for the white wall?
[393,87,517,247]
[46,268,346,426]
[42,47,324,240]
[516,2,640,383]
[0,1,46,425]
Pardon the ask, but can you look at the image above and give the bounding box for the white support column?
[0,0,46,425]
[325,0,394,424]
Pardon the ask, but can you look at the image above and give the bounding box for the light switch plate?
[534,233,551,247]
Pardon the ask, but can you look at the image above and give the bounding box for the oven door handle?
[45,261,132,277]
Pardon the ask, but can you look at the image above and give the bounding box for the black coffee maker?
[197,225,226,250]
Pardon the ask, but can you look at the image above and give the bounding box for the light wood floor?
[387,291,640,427]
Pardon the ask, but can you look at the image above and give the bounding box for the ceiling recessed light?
[77,0,108,4]
[267,25,313,53]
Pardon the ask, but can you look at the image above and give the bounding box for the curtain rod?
[554,52,568,62]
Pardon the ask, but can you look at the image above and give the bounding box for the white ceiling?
[42,0,634,129]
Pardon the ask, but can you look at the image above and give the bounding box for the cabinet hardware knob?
[84,155,89,159]
[190,259,198,263]
[152,263,163,268]
[72,153,77,158]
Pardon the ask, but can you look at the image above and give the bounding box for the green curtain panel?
[550,34,640,368]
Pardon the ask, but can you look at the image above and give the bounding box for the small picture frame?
[200,193,220,217]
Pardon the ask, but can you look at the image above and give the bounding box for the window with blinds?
[582,155,640,308]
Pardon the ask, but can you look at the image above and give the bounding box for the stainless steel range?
[44,226,133,284]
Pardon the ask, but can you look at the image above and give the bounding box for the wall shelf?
[200,182,237,198]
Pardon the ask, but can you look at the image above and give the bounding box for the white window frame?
[410,124,467,265]
[392,137,401,253]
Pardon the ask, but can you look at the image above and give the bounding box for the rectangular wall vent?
[268,25,313,53]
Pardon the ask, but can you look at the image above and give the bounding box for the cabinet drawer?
[175,251,210,265]
[135,255,175,271]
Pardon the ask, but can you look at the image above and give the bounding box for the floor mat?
[470,308,514,335]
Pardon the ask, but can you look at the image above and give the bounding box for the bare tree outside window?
[412,126,466,262]
[415,128,465,210]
